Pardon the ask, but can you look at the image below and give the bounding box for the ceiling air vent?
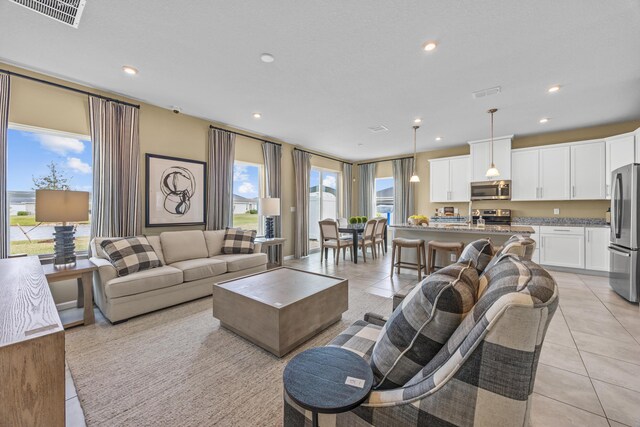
[472,86,502,99]
[9,0,87,28]
[368,125,389,133]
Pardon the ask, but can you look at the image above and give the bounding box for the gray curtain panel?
[89,96,141,239]
[342,162,352,219]
[262,142,282,237]
[292,149,311,258]
[207,128,235,230]
[358,163,377,218]
[392,157,415,225]
[0,73,9,258]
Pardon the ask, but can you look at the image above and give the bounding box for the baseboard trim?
[284,255,295,261]
[56,300,78,311]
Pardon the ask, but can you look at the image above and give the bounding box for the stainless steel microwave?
[470,180,511,201]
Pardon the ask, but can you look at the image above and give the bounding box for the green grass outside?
[10,215,90,226]
[233,212,260,231]
[10,236,90,256]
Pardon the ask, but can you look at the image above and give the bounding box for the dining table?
[337,223,388,264]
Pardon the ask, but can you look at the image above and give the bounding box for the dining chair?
[357,219,378,263]
[318,219,353,265]
[373,217,387,257]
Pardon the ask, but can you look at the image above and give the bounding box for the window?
[7,125,92,256]
[309,168,340,248]
[232,161,263,232]
[375,177,394,223]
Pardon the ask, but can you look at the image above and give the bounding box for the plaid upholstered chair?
[284,254,558,427]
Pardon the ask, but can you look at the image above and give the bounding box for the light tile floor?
[286,249,640,427]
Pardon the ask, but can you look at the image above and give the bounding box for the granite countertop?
[391,223,535,235]
[512,217,609,228]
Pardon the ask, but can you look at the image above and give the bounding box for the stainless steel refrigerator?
[609,164,640,303]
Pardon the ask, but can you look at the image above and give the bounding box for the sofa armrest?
[364,312,388,327]
[90,257,117,285]
[254,242,263,253]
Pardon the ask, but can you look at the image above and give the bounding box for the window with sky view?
[375,177,394,223]
[7,127,92,256]
[232,162,262,232]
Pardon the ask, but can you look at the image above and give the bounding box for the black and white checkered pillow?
[100,236,162,277]
[222,228,256,254]
[458,238,494,273]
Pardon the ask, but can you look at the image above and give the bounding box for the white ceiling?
[1,0,639,161]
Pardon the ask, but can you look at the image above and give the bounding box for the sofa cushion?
[204,230,226,257]
[458,238,494,273]
[170,258,227,282]
[495,234,536,260]
[145,235,166,265]
[160,230,208,264]
[370,261,479,390]
[104,266,183,298]
[221,228,256,254]
[327,320,382,363]
[100,236,163,277]
[211,253,267,272]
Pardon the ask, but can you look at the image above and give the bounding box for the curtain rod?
[0,68,141,109]
[293,147,353,165]
[357,155,413,166]
[209,125,282,146]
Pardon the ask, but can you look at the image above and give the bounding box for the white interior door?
[430,160,450,202]
[571,141,606,200]
[511,149,539,200]
[539,146,571,200]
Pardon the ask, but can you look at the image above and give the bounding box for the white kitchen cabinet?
[511,149,539,200]
[539,146,571,200]
[469,136,512,182]
[606,133,635,198]
[528,225,541,264]
[585,227,610,271]
[571,140,606,200]
[429,156,470,202]
[539,226,585,269]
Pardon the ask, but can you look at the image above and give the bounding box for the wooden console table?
[0,256,65,426]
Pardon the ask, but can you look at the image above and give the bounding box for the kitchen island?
[390,223,535,267]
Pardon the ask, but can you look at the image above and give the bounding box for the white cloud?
[233,165,249,181]
[322,175,337,188]
[238,182,256,195]
[37,135,85,156]
[67,157,92,174]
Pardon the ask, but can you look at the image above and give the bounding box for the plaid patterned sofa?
[283,251,558,427]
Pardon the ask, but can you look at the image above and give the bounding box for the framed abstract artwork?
[145,154,207,227]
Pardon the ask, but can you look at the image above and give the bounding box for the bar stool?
[390,238,427,280]
[427,241,465,274]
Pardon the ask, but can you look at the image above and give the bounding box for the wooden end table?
[42,259,97,328]
[255,237,286,269]
[283,347,373,427]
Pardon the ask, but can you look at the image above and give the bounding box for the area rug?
[65,287,391,426]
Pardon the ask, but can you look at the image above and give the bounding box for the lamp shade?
[35,190,90,223]
[258,197,280,216]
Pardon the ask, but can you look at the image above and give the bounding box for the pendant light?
[485,108,500,178]
[410,125,420,182]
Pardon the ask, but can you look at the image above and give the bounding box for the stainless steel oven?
[470,180,511,201]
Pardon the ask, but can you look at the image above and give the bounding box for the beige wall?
[358,120,640,221]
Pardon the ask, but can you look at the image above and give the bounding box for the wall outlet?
[450,253,456,262]
[553,208,560,215]
[290,206,296,212]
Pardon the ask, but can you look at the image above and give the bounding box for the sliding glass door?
[309,168,339,250]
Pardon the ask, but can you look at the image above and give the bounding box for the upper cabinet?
[511,149,539,200]
[511,146,570,201]
[571,140,606,200]
[429,155,470,203]
[606,133,635,198]
[469,136,512,182]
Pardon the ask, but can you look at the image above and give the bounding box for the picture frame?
[145,153,207,227]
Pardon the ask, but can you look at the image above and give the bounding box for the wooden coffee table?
[212,267,348,357]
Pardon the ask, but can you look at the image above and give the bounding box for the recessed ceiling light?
[548,85,561,93]
[422,41,438,51]
[435,137,442,141]
[358,143,363,147]
[260,53,275,63]
[253,112,262,119]
[539,117,550,124]
[122,65,138,75]
[414,118,422,124]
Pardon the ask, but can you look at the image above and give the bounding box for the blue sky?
[7,128,93,192]
[233,163,260,198]
[376,177,393,191]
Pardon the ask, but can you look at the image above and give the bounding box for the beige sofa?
[90,230,267,323]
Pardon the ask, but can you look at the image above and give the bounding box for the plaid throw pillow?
[496,234,536,260]
[458,238,494,273]
[100,236,162,277]
[222,228,256,254]
[370,261,479,390]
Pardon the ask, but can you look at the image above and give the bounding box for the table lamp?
[35,190,90,267]
[258,197,280,239]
